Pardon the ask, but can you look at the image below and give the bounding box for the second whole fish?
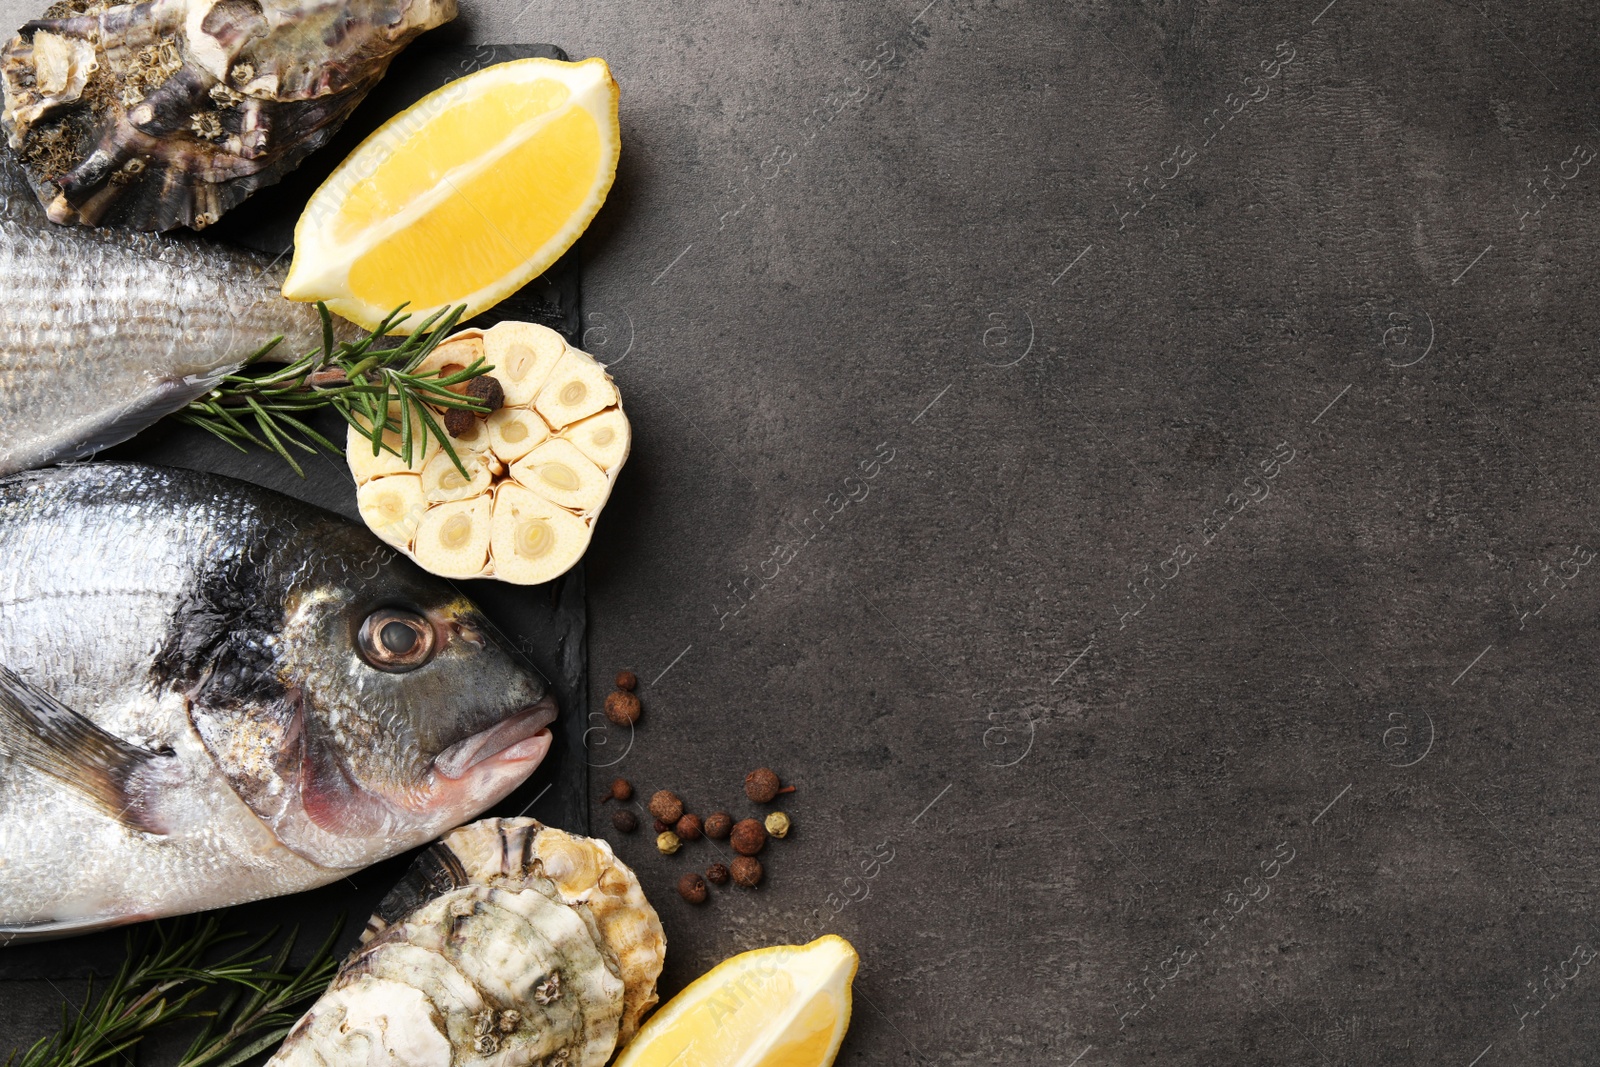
[0,158,341,477]
[0,463,559,940]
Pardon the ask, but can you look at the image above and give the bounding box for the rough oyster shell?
[0,0,455,231]
[268,818,665,1067]
[426,819,668,1041]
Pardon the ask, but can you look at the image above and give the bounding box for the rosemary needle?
[5,918,341,1067]
[176,303,487,479]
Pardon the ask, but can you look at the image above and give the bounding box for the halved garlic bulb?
[346,321,629,585]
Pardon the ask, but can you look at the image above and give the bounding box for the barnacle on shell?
[0,0,455,231]
[268,818,665,1067]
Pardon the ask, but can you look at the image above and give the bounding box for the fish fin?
[299,729,392,838]
[0,664,174,834]
[0,914,132,945]
[56,364,244,464]
[0,155,49,227]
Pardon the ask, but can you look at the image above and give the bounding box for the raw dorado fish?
[0,157,339,477]
[0,464,559,942]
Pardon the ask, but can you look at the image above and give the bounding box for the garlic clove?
[356,474,426,550]
[490,484,590,585]
[413,496,492,578]
[486,405,550,464]
[535,349,617,430]
[409,335,486,382]
[483,322,565,406]
[420,449,494,503]
[561,407,630,472]
[510,438,609,513]
[346,406,438,483]
[439,412,493,455]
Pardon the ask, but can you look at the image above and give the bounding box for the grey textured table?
[8,0,1600,1064]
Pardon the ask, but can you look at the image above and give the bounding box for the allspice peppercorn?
[730,856,763,888]
[729,818,767,856]
[677,872,708,904]
[611,809,638,833]
[704,812,733,840]
[765,811,791,839]
[744,767,781,803]
[675,813,703,842]
[656,831,682,855]
[443,376,505,437]
[615,670,638,691]
[605,778,632,803]
[653,818,672,834]
[605,690,641,726]
[464,374,505,413]
[443,407,477,438]
[706,862,731,885]
[649,790,684,824]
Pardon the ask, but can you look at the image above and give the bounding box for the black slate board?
[0,42,591,984]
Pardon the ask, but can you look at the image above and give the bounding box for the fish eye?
[358,608,436,672]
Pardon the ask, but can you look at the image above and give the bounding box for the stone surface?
[529,1,1600,1064]
[3,1,1600,1064]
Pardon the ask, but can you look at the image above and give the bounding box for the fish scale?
[0,213,334,477]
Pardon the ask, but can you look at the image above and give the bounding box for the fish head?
[179,521,556,869]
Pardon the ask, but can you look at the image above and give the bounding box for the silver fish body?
[0,216,334,477]
[0,463,557,940]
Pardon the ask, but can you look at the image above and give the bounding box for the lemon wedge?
[284,57,620,331]
[613,936,858,1067]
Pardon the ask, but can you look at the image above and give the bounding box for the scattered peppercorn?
[653,818,672,834]
[603,778,632,803]
[615,670,638,691]
[611,809,638,833]
[706,862,731,885]
[765,811,791,839]
[656,831,682,855]
[649,790,684,824]
[464,374,505,413]
[730,818,767,856]
[604,690,642,726]
[675,813,703,841]
[731,856,763,888]
[744,767,793,803]
[677,872,708,904]
[704,812,733,840]
[443,406,476,438]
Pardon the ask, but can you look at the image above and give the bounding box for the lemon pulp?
[612,936,858,1067]
[284,58,620,332]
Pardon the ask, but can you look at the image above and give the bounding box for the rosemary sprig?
[177,304,488,478]
[5,918,341,1067]
[175,921,342,1067]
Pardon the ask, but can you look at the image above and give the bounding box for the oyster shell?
[0,0,455,231]
[269,818,666,1067]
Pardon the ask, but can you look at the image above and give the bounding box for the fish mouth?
[433,695,558,780]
